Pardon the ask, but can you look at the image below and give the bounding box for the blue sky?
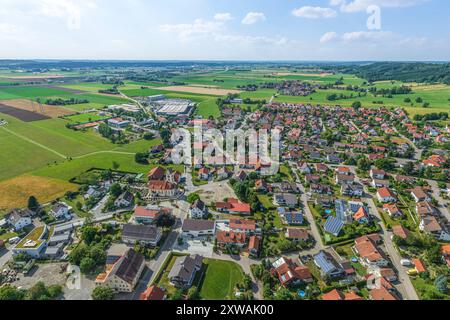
[0,0,449,60]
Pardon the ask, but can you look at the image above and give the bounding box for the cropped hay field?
[0,175,77,211]
[0,99,74,118]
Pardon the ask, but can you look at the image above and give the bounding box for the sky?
[0,0,449,61]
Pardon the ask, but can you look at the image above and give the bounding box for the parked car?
[400,259,412,267]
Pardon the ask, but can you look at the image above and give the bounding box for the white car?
[400,259,412,267]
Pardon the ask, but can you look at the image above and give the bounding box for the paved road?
[352,167,419,300]
[0,248,12,269]
[426,179,450,223]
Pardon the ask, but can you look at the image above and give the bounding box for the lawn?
[198,259,244,300]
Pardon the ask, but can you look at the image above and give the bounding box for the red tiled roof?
[140,285,165,300]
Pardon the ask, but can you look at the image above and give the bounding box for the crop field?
[0,99,74,118]
[157,85,241,96]
[0,175,77,211]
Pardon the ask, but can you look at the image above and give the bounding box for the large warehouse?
[153,99,196,117]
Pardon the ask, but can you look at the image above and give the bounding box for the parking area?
[173,237,214,258]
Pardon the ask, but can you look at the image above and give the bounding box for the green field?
[64,112,109,123]
[199,259,244,300]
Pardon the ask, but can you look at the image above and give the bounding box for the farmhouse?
[122,224,162,247]
[168,255,203,289]
[216,198,251,215]
[182,219,215,238]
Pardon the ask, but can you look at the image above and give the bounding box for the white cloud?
[214,12,234,21]
[35,0,97,30]
[330,0,428,12]
[341,30,393,42]
[292,6,337,19]
[320,31,338,43]
[160,19,225,41]
[242,12,266,25]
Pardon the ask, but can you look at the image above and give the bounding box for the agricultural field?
[0,175,77,211]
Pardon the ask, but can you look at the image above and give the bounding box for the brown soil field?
[0,175,78,211]
[0,99,74,119]
[0,104,50,122]
[273,72,334,77]
[158,86,241,96]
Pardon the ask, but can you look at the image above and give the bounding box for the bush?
[92,287,115,300]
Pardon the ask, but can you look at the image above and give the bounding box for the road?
[0,248,12,269]
[351,167,419,300]
[426,179,450,223]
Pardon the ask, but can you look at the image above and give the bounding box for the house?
[189,199,208,219]
[234,170,247,182]
[114,191,134,208]
[411,187,431,203]
[248,236,261,257]
[216,231,246,248]
[285,228,309,242]
[416,201,437,217]
[322,289,363,301]
[122,224,162,247]
[50,203,70,219]
[376,187,396,203]
[6,209,33,231]
[392,225,410,240]
[315,163,329,173]
[383,203,403,218]
[168,255,203,289]
[419,216,450,241]
[353,207,370,224]
[198,167,211,180]
[311,184,333,195]
[133,206,172,224]
[216,167,232,180]
[277,208,304,225]
[341,183,364,197]
[12,226,49,258]
[95,249,145,293]
[354,235,388,268]
[305,174,320,184]
[273,193,298,208]
[371,179,390,188]
[182,219,216,238]
[140,285,166,300]
[335,166,351,175]
[335,173,355,185]
[271,257,313,286]
[370,169,386,180]
[148,180,177,198]
[313,251,344,278]
[216,198,251,215]
[369,285,398,300]
[412,259,427,274]
[255,179,271,193]
[229,219,256,234]
[148,166,166,180]
[324,216,344,236]
[298,162,311,174]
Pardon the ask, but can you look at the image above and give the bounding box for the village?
[1,95,449,301]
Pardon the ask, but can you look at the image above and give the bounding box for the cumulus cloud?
[330,0,428,12]
[214,12,234,21]
[242,12,266,25]
[320,31,338,43]
[341,30,393,42]
[292,6,337,19]
[160,19,225,41]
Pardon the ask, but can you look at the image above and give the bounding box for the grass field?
[64,112,109,123]
[199,259,244,300]
[0,175,77,211]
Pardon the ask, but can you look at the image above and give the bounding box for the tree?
[434,275,448,294]
[135,152,149,164]
[187,193,200,204]
[92,287,115,300]
[155,214,175,228]
[402,161,415,175]
[69,243,88,265]
[110,183,122,197]
[0,285,25,300]
[27,196,39,211]
[80,257,96,274]
[112,161,120,170]
[170,289,184,300]
[187,286,199,300]
[357,157,372,171]
[81,225,98,245]
[143,132,155,140]
[351,101,362,110]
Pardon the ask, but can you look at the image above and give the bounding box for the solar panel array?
[324,215,344,236]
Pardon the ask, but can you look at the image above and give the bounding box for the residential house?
[411,187,431,203]
[273,194,298,208]
[229,219,256,234]
[392,225,410,240]
[114,191,134,208]
[122,224,162,247]
[313,251,344,278]
[6,209,34,231]
[248,236,261,257]
[181,219,216,238]
[354,235,388,268]
[322,289,363,301]
[50,203,70,220]
[133,206,172,224]
[140,285,166,300]
[168,255,203,289]
[216,198,251,215]
[216,231,246,248]
[383,204,403,218]
[271,257,313,286]
[147,180,177,198]
[189,199,208,219]
[95,249,145,293]
[285,228,309,242]
[370,169,386,180]
[376,187,396,203]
